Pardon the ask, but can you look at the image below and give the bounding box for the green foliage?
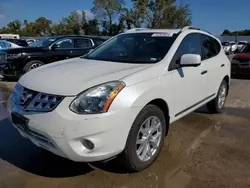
[91,0,125,35]
[222,29,250,36]
[0,0,193,37]
[123,0,191,29]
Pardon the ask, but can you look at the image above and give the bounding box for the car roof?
[125,28,181,35]
[124,27,217,39]
[49,35,107,40]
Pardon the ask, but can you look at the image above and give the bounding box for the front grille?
[12,83,64,112]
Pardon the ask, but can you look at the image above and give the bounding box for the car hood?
[19,57,152,96]
[233,53,250,60]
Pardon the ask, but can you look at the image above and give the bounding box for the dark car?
[0,36,106,79]
[0,38,29,47]
[231,43,250,78]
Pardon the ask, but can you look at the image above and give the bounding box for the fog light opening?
[81,139,95,150]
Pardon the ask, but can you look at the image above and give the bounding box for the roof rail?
[180,26,213,35]
[181,26,200,32]
[125,28,148,33]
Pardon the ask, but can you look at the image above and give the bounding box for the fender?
[23,55,48,65]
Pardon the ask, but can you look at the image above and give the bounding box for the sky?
[0,0,250,35]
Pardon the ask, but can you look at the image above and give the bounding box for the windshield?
[29,38,56,47]
[84,33,177,64]
[238,42,247,45]
[241,44,250,53]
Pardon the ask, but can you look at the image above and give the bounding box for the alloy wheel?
[136,116,162,162]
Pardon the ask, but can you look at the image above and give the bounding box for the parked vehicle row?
[222,40,248,54]
[7,26,230,171]
[0,36,106,79]
[231,42,250,77]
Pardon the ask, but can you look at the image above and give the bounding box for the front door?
[169,33,208,118]
[49,38,75,62]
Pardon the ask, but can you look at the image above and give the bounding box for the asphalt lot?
[1,78,250,188]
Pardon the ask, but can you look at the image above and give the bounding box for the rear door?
[199,34,223,96]
[170,33,208,118]
[73,38,95,57]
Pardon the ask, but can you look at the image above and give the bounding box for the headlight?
[69,81,125,114]
[6,53,22,60]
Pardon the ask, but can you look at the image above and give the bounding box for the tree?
[82,19,100,35]
[91,0,125,35]
[222,29,231,36]
[22,20,37,36]
[124,0,191,29]
[34,17,52,36]
[7,20,22,33]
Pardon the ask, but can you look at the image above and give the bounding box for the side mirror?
[51,44,60,50]
[180,54,201,67]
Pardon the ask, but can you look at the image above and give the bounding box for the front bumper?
[0,60,22,77]
[7,95,141,162]
[0,63,21,77]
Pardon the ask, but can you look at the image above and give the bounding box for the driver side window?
[54,38,74,49]
[170,33,202,70]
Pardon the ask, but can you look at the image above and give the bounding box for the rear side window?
[75,39,93,48]
[200,34,220,60]
[170,33,202,67]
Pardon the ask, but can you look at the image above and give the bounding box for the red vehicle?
[231,43,250,78]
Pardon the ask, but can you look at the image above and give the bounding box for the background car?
[231,43,250,78]
[237,41,248,51]
[229,41,238,53]
[1,38,29,47]
[222,41,232,54]
[0,36,106,80]
[0,40,21,49]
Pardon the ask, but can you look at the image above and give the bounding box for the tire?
[120,104,167,172]
[207,80,228,113]
[24,60,44,73]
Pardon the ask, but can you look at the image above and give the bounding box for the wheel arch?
[23,56,46,65]
[147,98,170,136]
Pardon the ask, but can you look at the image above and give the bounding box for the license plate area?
[11,112,29,131]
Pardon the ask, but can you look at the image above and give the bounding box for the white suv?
[7,26,230,172]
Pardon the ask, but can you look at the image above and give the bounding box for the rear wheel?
[121,105,166,172]
[207,80,228,113]
[24,60,44,73]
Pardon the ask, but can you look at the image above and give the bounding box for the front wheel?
[24,60,44,73]
[207,80,228,113]
[121,105,166,172]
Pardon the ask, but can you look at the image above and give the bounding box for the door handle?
[221,64,225,67]
[201,70,208,75]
